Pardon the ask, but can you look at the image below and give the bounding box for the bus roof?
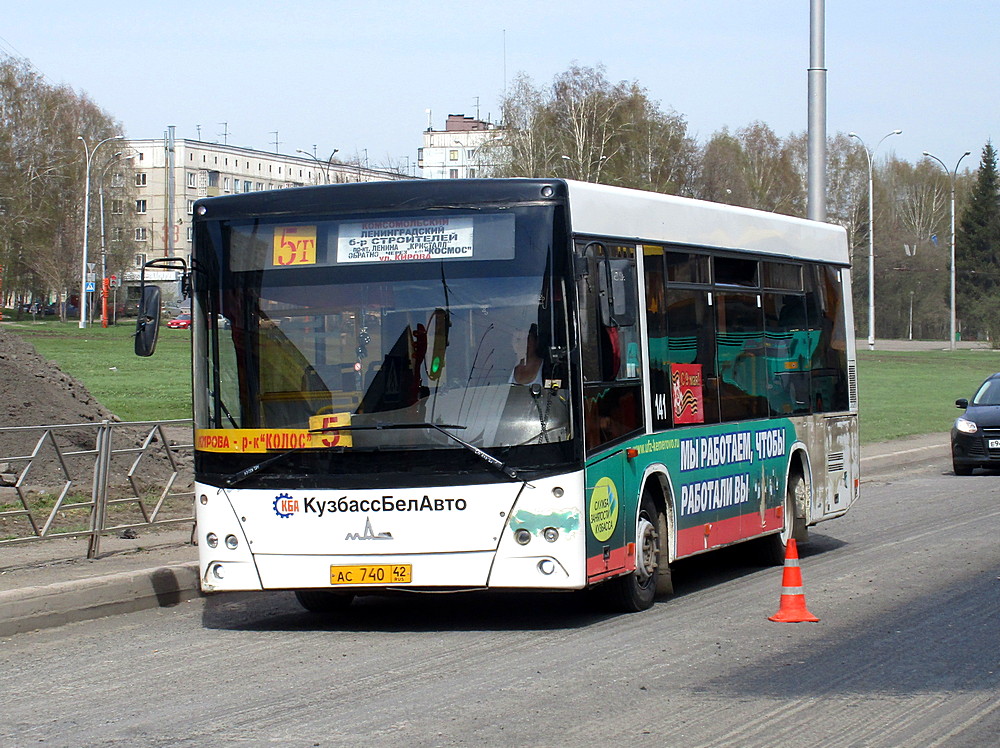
[194,178,849,267]
[564,180,850,266]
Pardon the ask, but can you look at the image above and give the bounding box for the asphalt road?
[3,447,999,747]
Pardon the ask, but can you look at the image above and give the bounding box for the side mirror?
[134,284,162,357]
[598,258,636,327]
[956,398,969,409]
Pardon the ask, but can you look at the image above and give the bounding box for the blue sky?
[3,1,996,170]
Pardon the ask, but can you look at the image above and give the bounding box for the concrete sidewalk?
[0,432,952,637]
[0,526,199,637]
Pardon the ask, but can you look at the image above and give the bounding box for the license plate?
[329,564,412,585]
[989,439,1000,449]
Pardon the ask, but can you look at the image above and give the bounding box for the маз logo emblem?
[346,517,393,540]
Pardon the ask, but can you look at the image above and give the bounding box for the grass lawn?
[4,313,998,443]
[2,315,192,422]
[856,348,999,443]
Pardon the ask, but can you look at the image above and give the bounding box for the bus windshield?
[193,205,573,460]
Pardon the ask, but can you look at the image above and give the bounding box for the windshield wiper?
[221,442,344,487]
[223,421,523,488]
[311,421,523,483]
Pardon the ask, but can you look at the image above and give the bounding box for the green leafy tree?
[955,142,1000,339]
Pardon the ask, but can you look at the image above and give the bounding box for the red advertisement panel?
[671,363,704,424]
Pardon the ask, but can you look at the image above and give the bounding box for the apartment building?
[418,114,503,179]
[114,136,410,303]
[124,137,407,268]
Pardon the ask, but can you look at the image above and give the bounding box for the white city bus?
[136,178,859,613]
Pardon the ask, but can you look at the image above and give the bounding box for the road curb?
[860,434,949,479]
[0,562,201,637]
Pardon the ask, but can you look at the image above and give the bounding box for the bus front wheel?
[294,589,355,613]
[604,493,669,612]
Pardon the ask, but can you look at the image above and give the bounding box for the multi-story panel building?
[418,115,503,179]
[119,136,411,303]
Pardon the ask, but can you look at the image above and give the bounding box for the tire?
[294,589,355,613]
[604,492,670,612]
[953,462,974,476]
[759,472,807,565]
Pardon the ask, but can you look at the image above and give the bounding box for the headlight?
[955,417,978,434]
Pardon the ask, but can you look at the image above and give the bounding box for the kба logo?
[273,492,300,518]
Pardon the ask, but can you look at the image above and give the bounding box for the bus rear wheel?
[604,493,669,612]
[294,589,355,613]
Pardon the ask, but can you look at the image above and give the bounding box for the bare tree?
[0,54,122,316]
[693,128,749,205]
[490,64,696,193]
[488,73,558,178]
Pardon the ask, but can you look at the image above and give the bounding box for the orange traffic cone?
[768,538,819,623]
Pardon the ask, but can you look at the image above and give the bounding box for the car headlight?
[955,417,978,434]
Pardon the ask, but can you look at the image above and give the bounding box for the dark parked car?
[951,372,1000,475]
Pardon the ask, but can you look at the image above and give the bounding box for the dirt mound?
[0,326,120,429]
[0,326,189,497]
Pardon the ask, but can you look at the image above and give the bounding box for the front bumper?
[195,474,587,593]
[951,431,1000,470]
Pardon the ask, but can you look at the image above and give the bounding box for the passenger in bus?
[510,323,544,386]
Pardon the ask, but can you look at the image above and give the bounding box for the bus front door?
[584,450,629,582]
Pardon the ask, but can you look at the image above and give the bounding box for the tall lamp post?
[923,150,971,351]
[98,152,134,327]
[78,134,123,328]
[849,129,902,350]
[296,148,339,184]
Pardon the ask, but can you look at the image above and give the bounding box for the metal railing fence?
[0,419,194,558]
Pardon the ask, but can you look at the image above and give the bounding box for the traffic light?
[427,308,449,381]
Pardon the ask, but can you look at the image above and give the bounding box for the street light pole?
[295,148,339,184]
[77,134,123,328]
[923,150,971,351]
[849,129,902,350]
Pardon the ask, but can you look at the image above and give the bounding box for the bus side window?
[764,292,811,416]
[716,292,768,422]
[807,265,850,412]
[664,288,720,425]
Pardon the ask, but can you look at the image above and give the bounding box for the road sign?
[85,281,95,292]
[87,262,96,273]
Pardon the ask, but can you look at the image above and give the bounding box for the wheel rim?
[636,514,659,585]
[781,476,806,544]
